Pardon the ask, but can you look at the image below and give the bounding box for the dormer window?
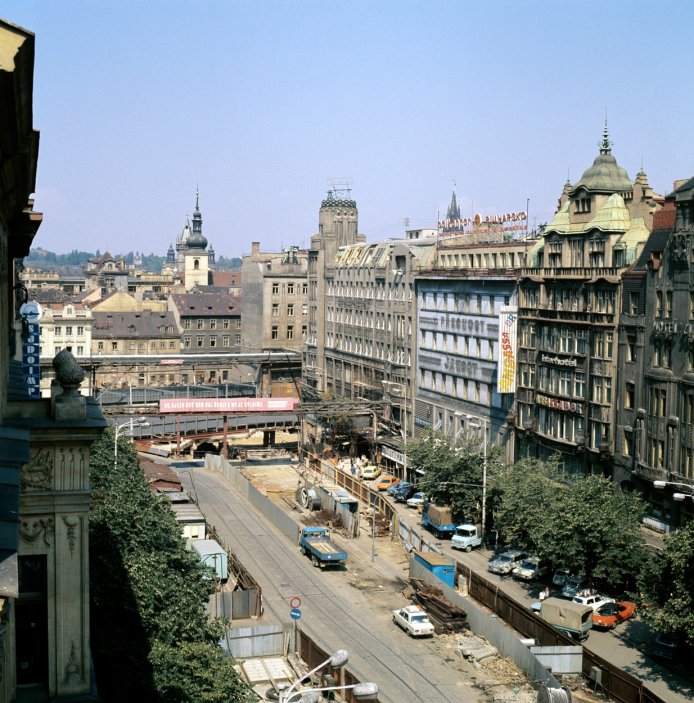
[575,195,591,213]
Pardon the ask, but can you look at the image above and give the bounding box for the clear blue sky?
[4,1,693,259]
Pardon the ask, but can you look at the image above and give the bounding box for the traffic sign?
[289,596,302,609]
[290,608,301,620]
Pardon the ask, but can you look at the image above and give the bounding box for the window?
[287,304,295,317]
[210,319,217,330]
[223,319,230,329]
[223,335,230,347]
[569,239,583,267]
[271,326,278,340]
[235,334,241,344]
[184,319,191,330]
[236,319,241,328]
[76,346,84,355]
[649,439,665,468]
[623,429,633,457]
[287,282,295,294]
[111,342,118,351]
[197,319,204,330]
[625,382,635,409]
[77,326,84,335]
[183,336,191,348]
[629,292,639,315]
[287,326,294,340]
[654,341,671,368]
[627,334,637,362]
[574,372,585,397]
[272,283,279,295]
[65,326,73,335]
[302,283,307,295]
[665,291,672,319]
[649,387,667,416]
[272,303,279,316]
[575,195,591,213]
[129,341,136,350]
[656,290,663,317]
[169,341,175,349]
[55,326,62,336]
[210,336,217,348]
[196,337,204,347]
[593,331,614,359]
[302,303,308,316]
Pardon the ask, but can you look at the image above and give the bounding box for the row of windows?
[272,282,308,295]
[421,332,496,360]
[420,292,512,315]
[270,324,306,341]
[271,303,308,317]
[518,324,611,358]
[436,251,525,270]
[326,283,414,302]
[183,319,239,330]
[326,334,409,365]
[50,345,86,356]
[97,340,178,352]
[418,369,491,404]
[54,326,85,336]
[520,286,616,313]
[183,335,240,348]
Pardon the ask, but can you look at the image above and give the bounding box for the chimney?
[251,241,260,258]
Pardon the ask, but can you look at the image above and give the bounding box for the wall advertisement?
[497,306,518,394]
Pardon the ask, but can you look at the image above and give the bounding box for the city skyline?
[4,0,694,258]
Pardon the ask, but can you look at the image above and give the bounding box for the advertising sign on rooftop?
[159,397,298,414]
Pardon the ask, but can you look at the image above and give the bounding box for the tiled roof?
[92,311,180,338]
[169,292,239,317]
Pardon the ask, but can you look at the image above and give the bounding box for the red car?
[592,601,637,629]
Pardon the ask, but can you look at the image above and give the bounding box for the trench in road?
[181,468,492,703]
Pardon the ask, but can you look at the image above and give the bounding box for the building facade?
[241,241,308,352]
[514,127,661,474]
[169,292,241,354]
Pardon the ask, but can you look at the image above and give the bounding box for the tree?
[491,458,647,592]
[408,431,502,524]
[89,428,253,702]
[637,519,694,645]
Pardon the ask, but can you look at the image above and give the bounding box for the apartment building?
[514,127,661,474]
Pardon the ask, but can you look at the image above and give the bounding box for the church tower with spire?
[183,190,210,290]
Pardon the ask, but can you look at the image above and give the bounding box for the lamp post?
[382,380,408,480]
[281,682,379,702]
[465,414,489,542]
[113,417,150,469]
[279,649,348,703]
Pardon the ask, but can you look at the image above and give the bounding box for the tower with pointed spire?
[182,190,210,290]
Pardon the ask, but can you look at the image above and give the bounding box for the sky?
[3,0,694,260]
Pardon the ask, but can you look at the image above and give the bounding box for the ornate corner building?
[514,126,662,475]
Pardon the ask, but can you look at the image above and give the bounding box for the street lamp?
[113,417,150,469]
[279,649,348,703]
[464,414,489,542]
[283,682,379,702]
[382,380,408,479]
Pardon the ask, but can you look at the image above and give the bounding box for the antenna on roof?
[327,177,353,198]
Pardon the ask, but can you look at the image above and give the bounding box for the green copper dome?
[570,122,633,195]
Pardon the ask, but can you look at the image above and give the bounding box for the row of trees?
[408,431,694,645]
[89,428,253,702]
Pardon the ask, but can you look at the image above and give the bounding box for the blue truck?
[421,502,459,539]
[298,526,348,568]
[413,550,456,588]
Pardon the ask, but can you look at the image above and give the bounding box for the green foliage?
[491,457,647,592]
[408,431,501,523]
[637,519,694,644]
[149,641,254,703]
[89,428,251,702]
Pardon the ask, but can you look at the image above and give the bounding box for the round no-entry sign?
[290,608,302,620]
[289,596,302,609]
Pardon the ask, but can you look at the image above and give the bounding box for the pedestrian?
[350,463,356,478]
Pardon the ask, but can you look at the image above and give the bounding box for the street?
[177,465,530,703]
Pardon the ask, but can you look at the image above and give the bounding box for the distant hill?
[23,248,241,272]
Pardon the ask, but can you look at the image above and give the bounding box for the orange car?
[375,475,399,491]
[592,601,637,630]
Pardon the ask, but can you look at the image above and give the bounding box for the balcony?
[522,266,619,280]
[634,462,669,482]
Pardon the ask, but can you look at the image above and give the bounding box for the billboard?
[497,306,518,394]
[159,397,298,414]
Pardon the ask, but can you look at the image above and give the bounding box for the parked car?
[375,474,399,491]
[512,556,548,582]
[561,576,589,599]
[552,567,572,588]
[361,465,381,480]
[592,601,637,629]
[406,492,426,509]
[572,593,615,612]
[488,549,528,576]
[392,604,435,637]
[393,484,417,502]
[386,480,411,496]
